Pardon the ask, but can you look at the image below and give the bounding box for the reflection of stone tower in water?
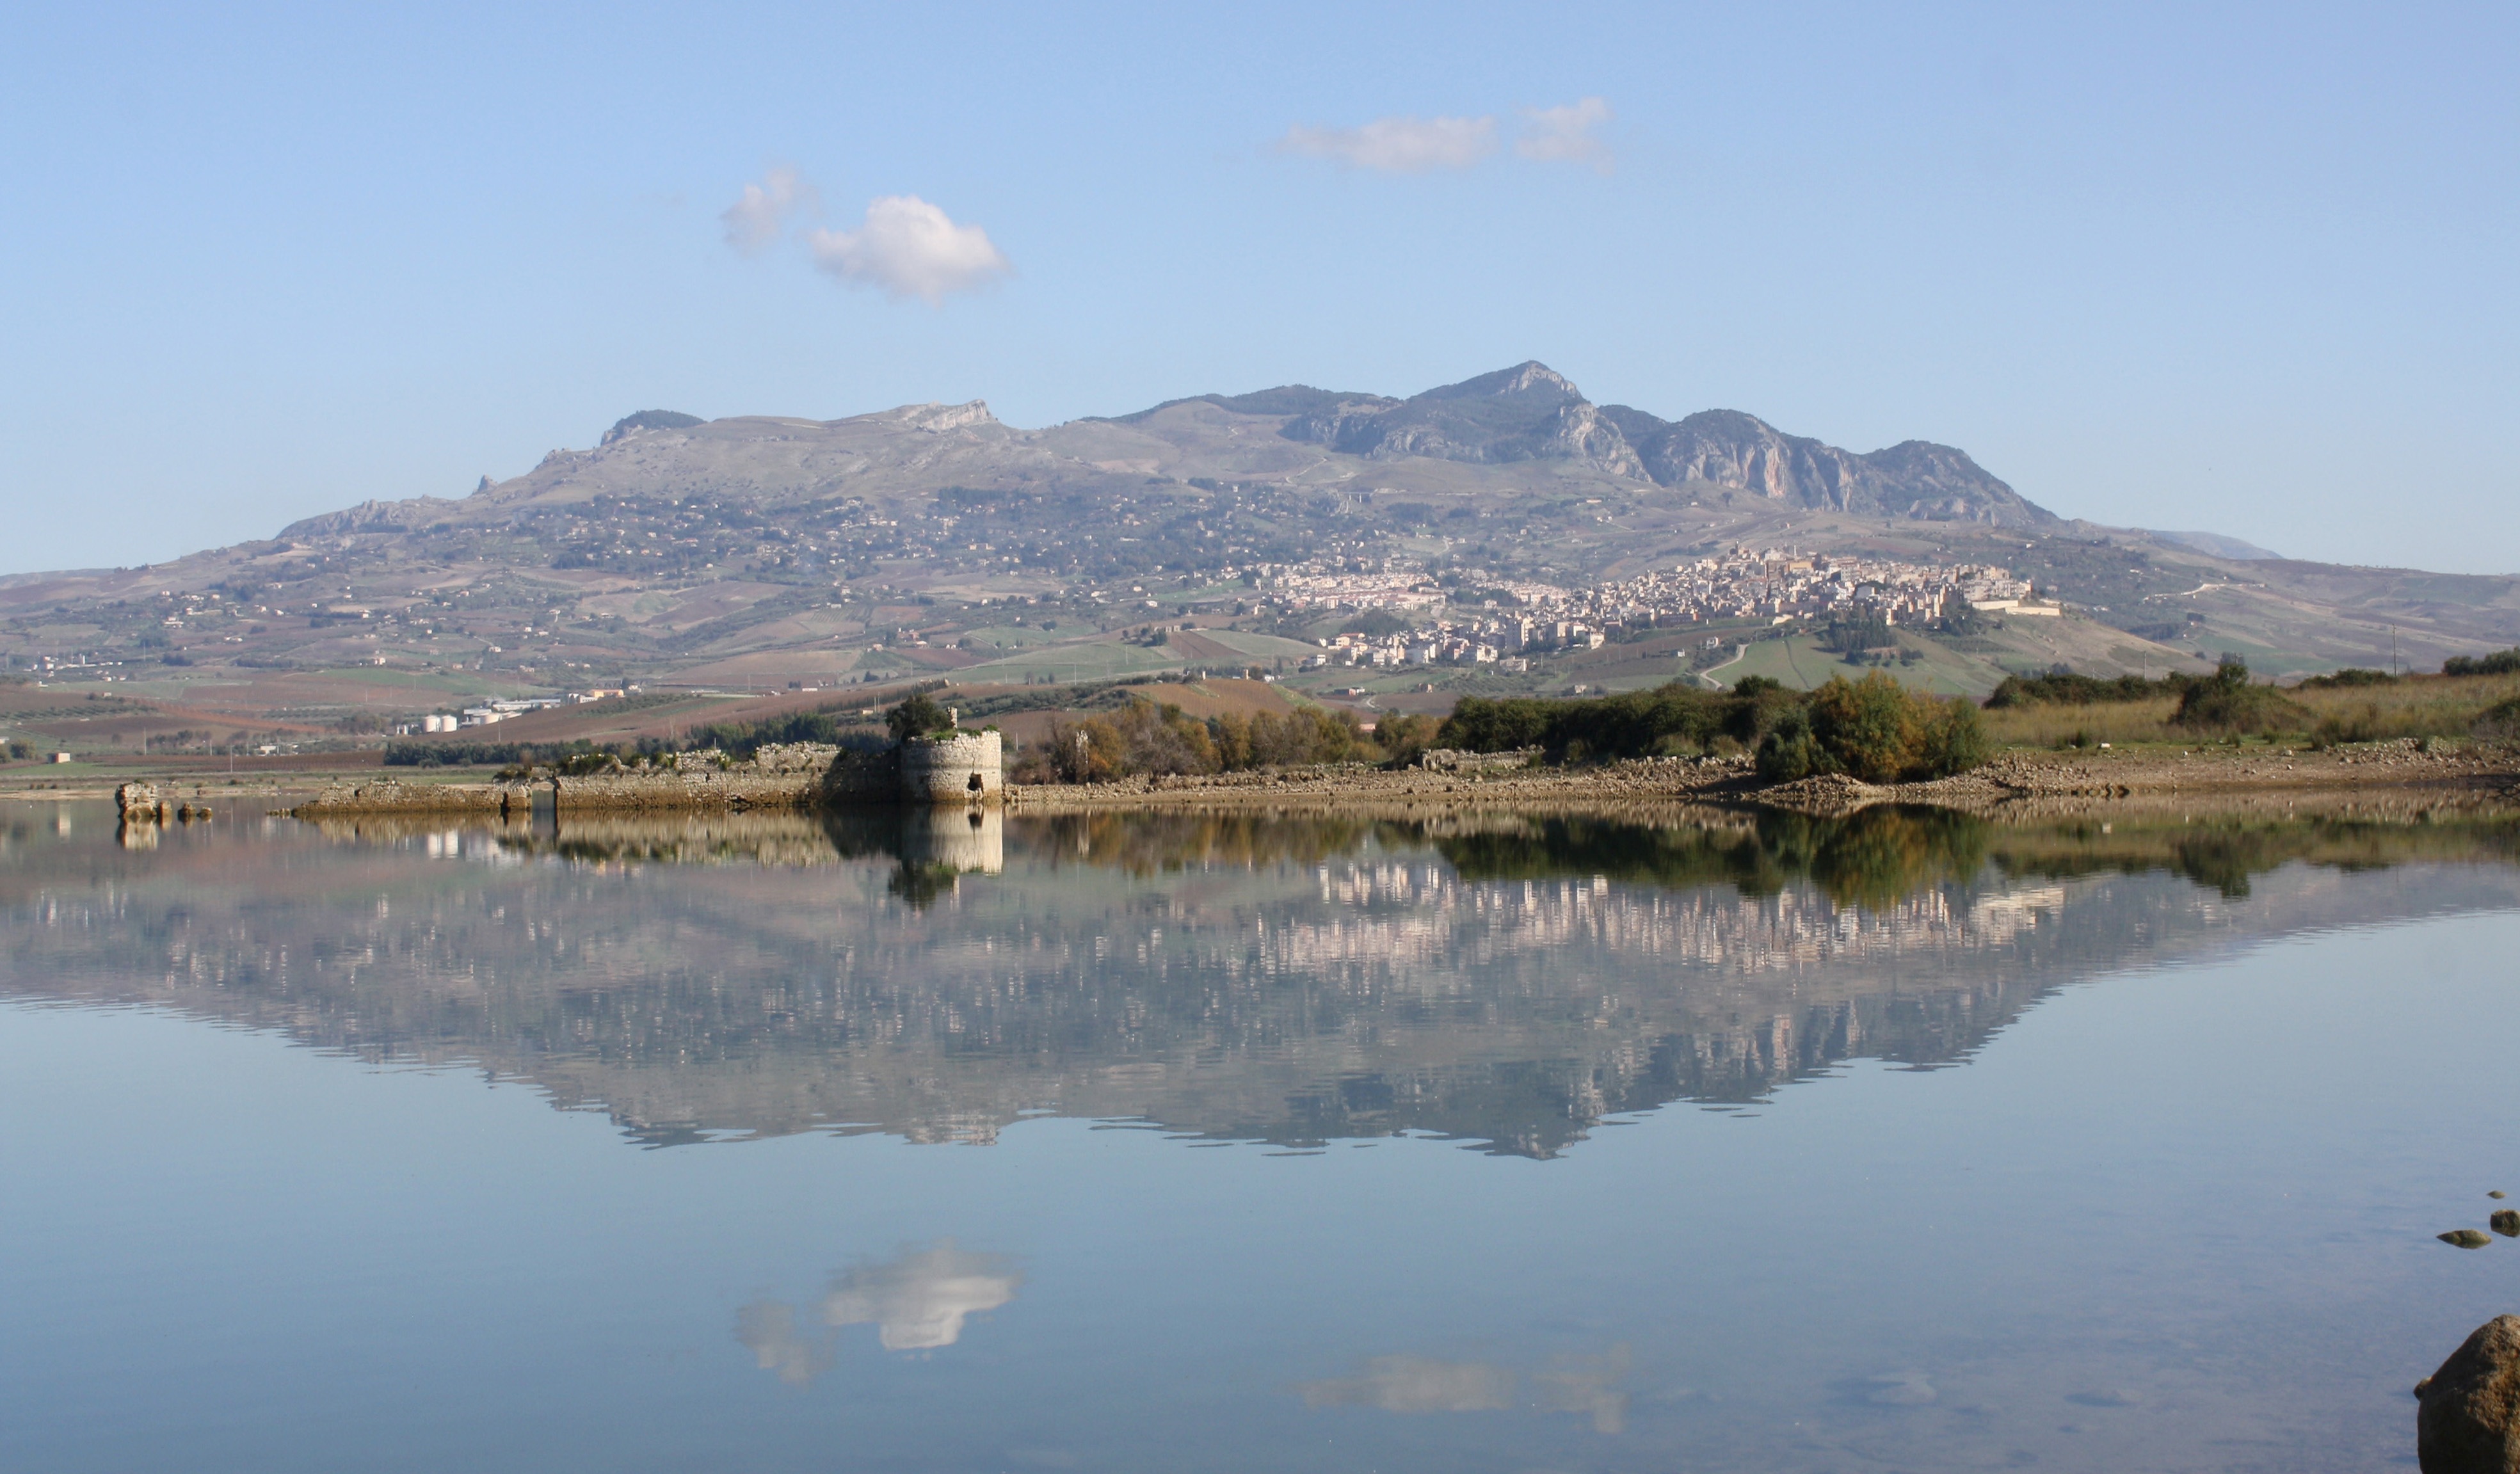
[899,807,1004,874]
[897,729,1003,805]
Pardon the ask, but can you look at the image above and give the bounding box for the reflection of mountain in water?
[4,805,2516,1157]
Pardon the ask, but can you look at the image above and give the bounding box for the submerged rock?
[2444,1231,2496,1249]
[2418,1315,2520,1472]
[2494,1212,2520,1238]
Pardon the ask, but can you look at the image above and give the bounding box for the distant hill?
[0,360,2513,707]
[2144,529,2283,561]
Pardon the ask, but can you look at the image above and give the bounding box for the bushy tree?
[1755,705,1827,782]
[887,692,953,742]
[1439,682,1769,762]
[2445,648,2520,677]
[2170,655,2305,734]
[1806,671,1923,782]
[1756,673,1989,783]
[1372,713,1440,769]
[1021,697,1363,783]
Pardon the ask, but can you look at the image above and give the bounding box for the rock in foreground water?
[2445,1230,2496,1249]
[2419,1315,2520,1473]
[2494,1212,2520,1238]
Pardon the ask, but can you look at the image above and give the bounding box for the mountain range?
[1125,362,2050,527]
[1,361,2516,723]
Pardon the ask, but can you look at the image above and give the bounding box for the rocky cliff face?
[1285,362,1646,479]
[1275,362,2049,525]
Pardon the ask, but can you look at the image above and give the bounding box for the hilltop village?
[1277,547,2044,670]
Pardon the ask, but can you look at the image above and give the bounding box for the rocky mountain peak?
[1418,360,1585,405]
[888,400,999,434]
[1272,365,2055,525]
[602,409,705,446]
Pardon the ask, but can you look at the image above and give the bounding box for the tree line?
[1437,674,1990,784]
[1012,699,1439,783]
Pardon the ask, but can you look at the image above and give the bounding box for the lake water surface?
[6,801,2520,1472]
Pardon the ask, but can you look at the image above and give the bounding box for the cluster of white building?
[1539,548,2042,629]
[1262,560,1446,611]
[1262,546,2055,676]
[1305,616,1605,672]
[415,687,630,732]
[1260,547,2044,639]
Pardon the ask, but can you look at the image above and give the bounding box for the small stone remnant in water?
[2493,1211,2520,1238]
[2417,1314,2520,1472]
[2442,1230,2494,1249]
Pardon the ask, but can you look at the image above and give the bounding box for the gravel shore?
[1007,738,2520,819]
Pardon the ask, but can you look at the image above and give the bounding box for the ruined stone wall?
[550,766,821,812]
[292,735,988,817]
[291,780,524,817]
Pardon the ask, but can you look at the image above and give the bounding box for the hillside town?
[1274,546,2044,669]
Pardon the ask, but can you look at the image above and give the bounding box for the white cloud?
[721,167,813,255]
[1517,98,1614,172]
[1278,115,1498,173]
[820,1240,1020,1350]
[808,197,1013,305]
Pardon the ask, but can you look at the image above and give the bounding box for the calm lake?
[6,800,2519,1472]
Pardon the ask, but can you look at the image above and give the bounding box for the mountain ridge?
[1118,361,2050,528]
[1,360,2514,698]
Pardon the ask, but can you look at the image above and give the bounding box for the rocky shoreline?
[14,737,2514,823]
[1002,737,2520,818]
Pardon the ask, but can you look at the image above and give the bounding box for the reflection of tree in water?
[887,861,962,909]
[1397,808,2520,908]
[1984,813,2520,899]
[294,802,2520,908]
[1029,811,1386,876]
[1434,807,1989,908]
[12,801,2520,1160]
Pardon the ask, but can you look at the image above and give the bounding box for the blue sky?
[3,1,2512,575]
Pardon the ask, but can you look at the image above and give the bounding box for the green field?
[956,637,1192,685]
[1197,630,1328,661]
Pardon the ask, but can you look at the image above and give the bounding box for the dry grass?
[2290,672,2520,743]
[1982,672,2520,749]
[1983,698,2182,749]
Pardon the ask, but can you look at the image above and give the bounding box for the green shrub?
[2444,649,2520,678]
[886,692,954,742]
[1808,671,1923,782]
[1987,669,2177,707]
[2171,656,2307,734]
[1373,712,1440,769]
[2299,668,2396,689]
[1756,705,1827,782]
[1440,680,1785,763]
[1919,696,1991,776]
[1754,673,1989,783]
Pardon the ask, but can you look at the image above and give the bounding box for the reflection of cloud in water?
[821,1240,1020,1350]
[1535,1343,1632,1433]
[734,1300,832,1386]
[1298,1355,1514,1413]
